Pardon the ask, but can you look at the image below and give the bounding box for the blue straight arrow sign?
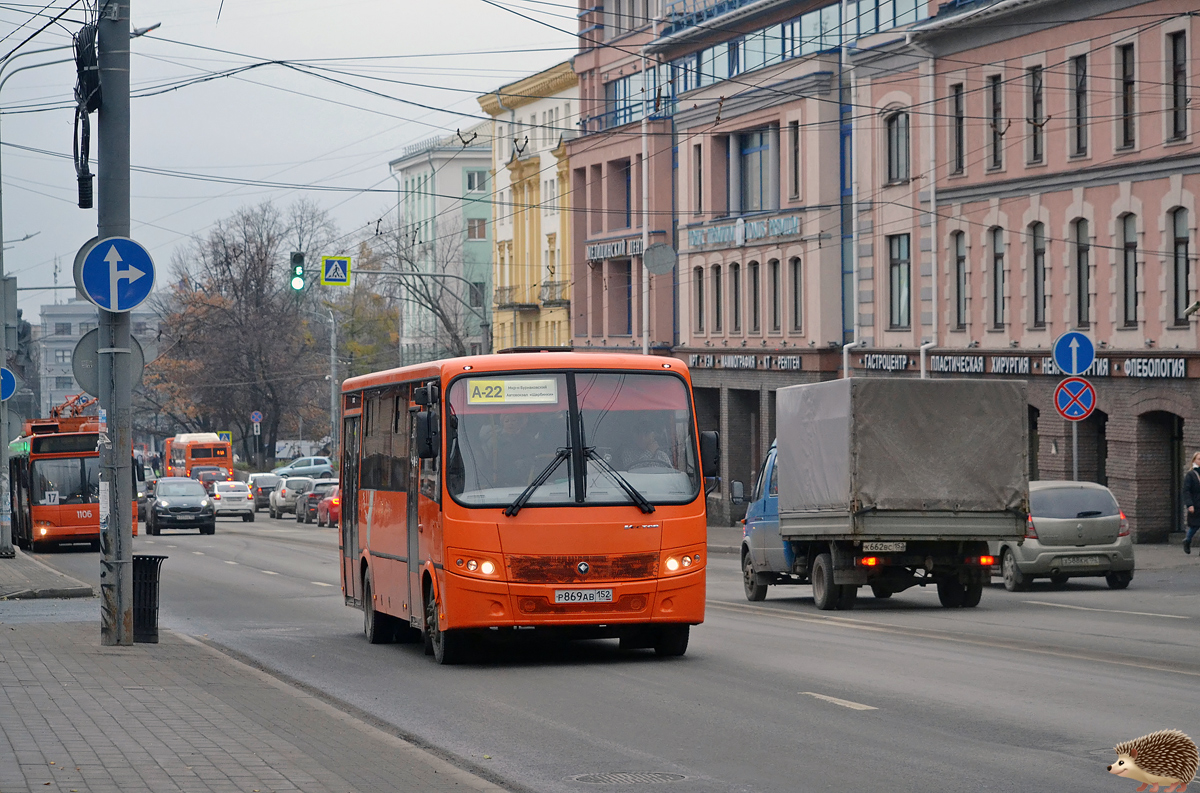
[1052,331,1095,376]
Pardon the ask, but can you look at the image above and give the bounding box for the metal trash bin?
[132,555,168,643]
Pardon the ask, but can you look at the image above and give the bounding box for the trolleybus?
[164,432,233,478]
[339,351,718,664]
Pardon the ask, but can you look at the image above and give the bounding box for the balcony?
[494,285,539,311]
[539,280,570,308]
[663,0,756,34]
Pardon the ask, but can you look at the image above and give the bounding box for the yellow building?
[478,61,578,350]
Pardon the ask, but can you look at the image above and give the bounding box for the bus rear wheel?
[425,589,470,665]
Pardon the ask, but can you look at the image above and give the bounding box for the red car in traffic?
[316,485,340,527]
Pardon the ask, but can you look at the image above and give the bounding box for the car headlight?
[157,500,170,507]
[200,499,210,508]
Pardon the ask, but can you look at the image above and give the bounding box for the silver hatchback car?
[991,480,1134,591]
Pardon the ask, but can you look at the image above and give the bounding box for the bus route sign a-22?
[78,237,156,313]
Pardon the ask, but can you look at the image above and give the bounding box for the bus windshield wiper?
[504,448,571,517]
[585,448,655,514]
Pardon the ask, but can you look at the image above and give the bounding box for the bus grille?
[517,594,649,614]
[506,553,658,583]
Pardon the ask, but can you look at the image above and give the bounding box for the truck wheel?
[363,573,395,644]
[653,625,690,657]
[870,584,892,599]
[1002,549,1030,592]
[962,580,984,608]
[837,585,857,611]
[742,553,767,602]
[811,553,839,610]
[937,580,966,608]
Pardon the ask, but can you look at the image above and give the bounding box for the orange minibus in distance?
[164,432,233,478]
[339,351,718,664]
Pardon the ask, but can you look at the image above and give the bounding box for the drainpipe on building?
[840,0,861,377]
[843,339,865,379]
[914,40,939,379]
[640,48,651,356]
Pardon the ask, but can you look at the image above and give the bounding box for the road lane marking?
[224,561,238,565]
[802,692,876,711]
[705,600,1200,679]
[311,582,333,587]
[261,570,278,575]
[1022,601,1188,619]
[192,551,204,556]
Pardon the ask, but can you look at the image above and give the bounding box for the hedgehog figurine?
[1108,730,1199,792]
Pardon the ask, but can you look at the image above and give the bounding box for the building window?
[950,84,964,174]
[54,322,71,336]
[954,231,967,329]
[740,130,769,213]
[470,281,485,309]
[885,111,909,183]
[624,162,633,227]
[749,260,761,332]
[730,263,742,332]
[693,266,705,332]
[991,228,1005,328]
[1072,55,1088,155]
[1122,215,1138,327]
[1174,208,1191,325]
[1031,223,1046,328]
[788,120,800,198]
[988,75,1004,169]
[54,349,70,363]
[888,235,911,329]
[1119,45,1135,148]
[622,262,633,335]
[466,171,487,192]
[1075,219,1090,326]
[769,259,781,332]
[790,257,802,331]
[1027,67,1044,163]
[693,144,703,214]
[712,265,723,332]
[467,218,487,240]
[55,376,74,389]
[1170,32,1188,140]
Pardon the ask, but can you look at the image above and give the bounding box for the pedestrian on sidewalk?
[1182,451,1200,554]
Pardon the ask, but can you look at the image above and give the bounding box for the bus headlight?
[448,548,502,579]
[665,557,680,572]
[661,548,704,575]
[480,560,495,575]
[40,528,48,536]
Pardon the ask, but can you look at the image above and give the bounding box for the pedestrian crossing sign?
[320,256,352,286]
[217,431,232,443]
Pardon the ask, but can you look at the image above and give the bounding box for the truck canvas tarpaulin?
[776,378,1028,523]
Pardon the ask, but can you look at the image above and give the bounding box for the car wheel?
[870,584,893,599]
[425,588,470,665]
[962,580,984,608]
[937,579,966,608]
[317,513,325,528]
[241,514,250,523]
[1050,574,1069,588]
[1106,571,1133,590]
[811,553,839,611]
[742,552,767,602]
[268,506,276,519]
[653,624,690,657]
[204,523,216,535]
[247,511,254,523]
[1002,548,1030,592]
[305,508,313,525]
[296,507,303,523]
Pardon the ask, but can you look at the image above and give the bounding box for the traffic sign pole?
[97,0,133,646]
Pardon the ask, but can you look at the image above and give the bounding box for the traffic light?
[290,252,305,291]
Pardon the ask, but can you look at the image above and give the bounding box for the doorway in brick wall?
[1136,411,1183,542]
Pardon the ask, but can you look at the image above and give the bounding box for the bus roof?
[170,432,224,444]
[341,351,689,394]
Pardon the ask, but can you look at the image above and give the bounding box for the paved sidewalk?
[0,551,93,600]
[0,621,507,793]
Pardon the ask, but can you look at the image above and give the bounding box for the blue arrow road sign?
[320,256,352,286]
[80,237,156,312]
[0,367,14,401]
[1052,331,1095,376]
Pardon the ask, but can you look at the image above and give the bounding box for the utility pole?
[97,0,133,645]
[328,309,337,460]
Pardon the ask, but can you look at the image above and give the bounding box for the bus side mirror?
[416,410,440,459]
[414,384,440,408]
[730,480,745,505]
[699,431,719,476]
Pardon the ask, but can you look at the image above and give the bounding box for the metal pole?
[97,0,133,645]
[640,51,650,356]
[328,309,337,459]
[1072,422,1079,481]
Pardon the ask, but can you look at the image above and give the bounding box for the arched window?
[748,261,761,332]
[954,231,967,329]
[1174,208,1191,325]
[693,266,705,332]
[730,263,742,332]
[712,264,723,332]
[769,259,781,331]
[1075,219,1090,327]
[991,228,1005,328]
[1122,214,1138,327]
[1029,223,1046,328]
[886,111,910,182]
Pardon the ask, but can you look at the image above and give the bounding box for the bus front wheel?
[654,625,689,657]
[363,572,395,644]
[424,589,470,665]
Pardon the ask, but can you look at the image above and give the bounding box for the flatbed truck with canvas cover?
[735,378,1028,610]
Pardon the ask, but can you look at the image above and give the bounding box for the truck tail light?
[1118,511,1129,537]
[1025,515,1038,540]
[859,556,879,567]
[978,555,995,566]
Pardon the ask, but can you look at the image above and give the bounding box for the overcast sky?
[0,0,574,323]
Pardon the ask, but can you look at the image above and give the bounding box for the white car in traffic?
[213,481,255,522]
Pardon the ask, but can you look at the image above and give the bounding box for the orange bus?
[164,432,233,478]
[9,413,141,552]
[339,351,719,664]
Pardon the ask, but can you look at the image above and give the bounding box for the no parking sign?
[1054,377,1096,422]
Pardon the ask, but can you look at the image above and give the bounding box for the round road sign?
[1052,331,1095,376]
[1054,377,1097,422]
[72,328,146,398]
[80,237,156,312]
[250,410,263,423]
[0,367,15,401]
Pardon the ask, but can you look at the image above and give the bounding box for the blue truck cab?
[740,442,798,601]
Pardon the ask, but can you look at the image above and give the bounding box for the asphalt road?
[27,513,1200,793]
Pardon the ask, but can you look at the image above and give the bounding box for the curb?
[0,585,94,600]
[707,544,739,555]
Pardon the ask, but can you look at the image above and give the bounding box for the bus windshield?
[32,457,100,505]
[446,371,699,508]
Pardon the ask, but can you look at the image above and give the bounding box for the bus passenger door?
[406,402,422,628]
[341,415,361,606]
